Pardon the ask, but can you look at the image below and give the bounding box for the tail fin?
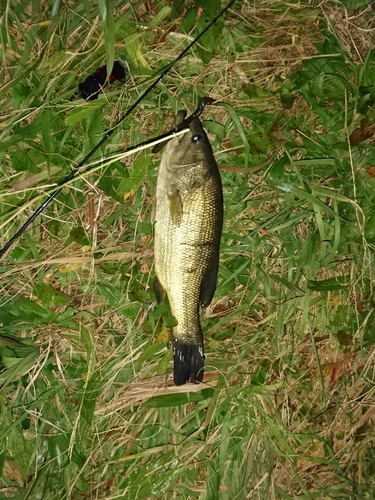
[173,341,204,386]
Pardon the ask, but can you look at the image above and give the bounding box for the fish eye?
[192,134,201,143]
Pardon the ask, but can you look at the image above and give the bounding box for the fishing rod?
[0,0,235,259]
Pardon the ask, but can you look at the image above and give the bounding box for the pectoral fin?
[167,185,183,226]
[199,256,219,308]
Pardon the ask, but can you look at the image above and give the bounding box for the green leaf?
[97,0,108,21]
[116,155,151,197]
[149,5,172,28]
[336,330,352,346]
[218,102,251,166]
[181,7,198,33]
[98,0,115,78]
[13,83,31,99]
[33,283,71,308]
[96,282,122,307]
[243,84,274,99]
[79,325,96,381]
[202,120,226,140]
[66,227,90,246]
[0,335,28,348]
[307,277,350,291]
[195,12,224,64]
[156,349,173,374]
[290,7,320,21]
[51,0,62,17]
[81,372,102,424]
[173,0,185,14]
[136,342,165,366]
[279,81,295,110]
[194,0,221,16]
[64,102,104,126]
[97,163,125,202]
[339,0,372,9]
[144,388,213,408]
[0,351,40,388]
[365,208,375,242]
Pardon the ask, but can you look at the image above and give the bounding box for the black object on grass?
[79,61,126,101]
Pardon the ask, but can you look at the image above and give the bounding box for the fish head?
[165,117,213,169]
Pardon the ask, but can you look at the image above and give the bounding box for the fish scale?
[154,117,223,386]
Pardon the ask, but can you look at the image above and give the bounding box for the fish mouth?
[173,128,191,147]
[188,117,203,136]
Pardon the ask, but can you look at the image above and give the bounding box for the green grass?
[1,0,375,498]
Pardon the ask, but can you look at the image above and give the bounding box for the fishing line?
[0,0,235,258]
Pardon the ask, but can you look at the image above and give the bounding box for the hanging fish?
[79,60,126,101]
[154,115,223,385]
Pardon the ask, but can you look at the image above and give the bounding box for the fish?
[153,115,223,385]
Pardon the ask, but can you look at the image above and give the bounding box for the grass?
[1,0,375,498]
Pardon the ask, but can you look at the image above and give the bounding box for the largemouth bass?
[154,116,223,385]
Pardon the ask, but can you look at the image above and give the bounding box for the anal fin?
[199,255,220,308]
[154,274,166,304]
